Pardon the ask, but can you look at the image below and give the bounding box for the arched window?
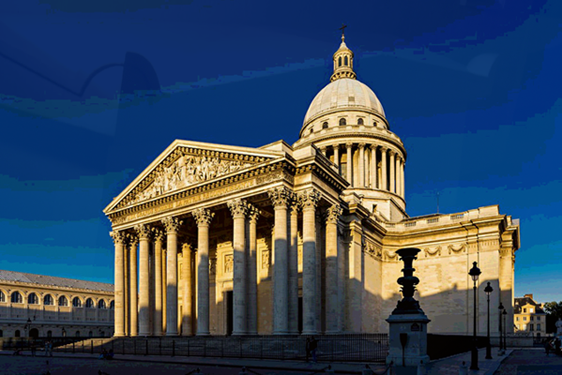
[322,122,328,129]
[44,294,53,306]
[109,300,114,309]
[72,297,82,307]
[373,121,377,127]
[101,331,105,337]
[309,127,314,134]
[58,296,68,306]
[15,330,21,337]
[47,330,52,338]
[98,299,106,309]
[357,118,364,125]
[344,56,348,65]
[339,118,347,126]
[75,331,80,337]
[62,329,66,337]
[28,293,38,305]
[0,329,3,337]
[88,331,93,338]
[338,56,342,67]
[85,298,94,308]
[11,291,22,303]
[0,290,5,302]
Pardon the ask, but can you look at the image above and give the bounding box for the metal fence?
[28,334,388,362]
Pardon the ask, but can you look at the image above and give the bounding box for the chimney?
[524,294,533,300]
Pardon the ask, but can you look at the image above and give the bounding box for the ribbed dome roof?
[302,78,385,127]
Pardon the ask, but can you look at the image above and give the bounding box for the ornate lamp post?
[484,282,493,359]
[498,302,504,354]
[24,318,32,337]
[468,261,481,371]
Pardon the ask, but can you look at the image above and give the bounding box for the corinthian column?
[228,199,249,335]
[299,189,321,335]
[268,187,291,335]
[181,243,193,336]
[247,205,260,335]
[370,145,378,189]
[153,230,164,336]
[325,205,342,333]
[333,145,340,168]
[128,234,139,337]
[381,148,388,191]
[136,224,152,336]
[346,143,353,186]
[401,159,406,198]
[288,198,299,334]
[358,143,366,187]
[162,216,182,336]
[110,231,126,337]
[192,208,214,336]
[389,151,396,194]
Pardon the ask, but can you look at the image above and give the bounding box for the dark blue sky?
[1,0,560,302]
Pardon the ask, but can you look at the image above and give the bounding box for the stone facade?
[514,294,546,338]
[0,270,114,338]
[104,34,520,337]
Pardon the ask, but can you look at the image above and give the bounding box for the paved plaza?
[494,348,562,375]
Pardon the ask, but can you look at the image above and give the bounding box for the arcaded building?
[104,34,520,337]
[0,270,114,338]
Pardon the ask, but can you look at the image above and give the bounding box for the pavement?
[3,347,561,374]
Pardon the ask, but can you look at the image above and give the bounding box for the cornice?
[0,280,114,296]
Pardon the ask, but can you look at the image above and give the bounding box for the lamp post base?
[470,345,479,370]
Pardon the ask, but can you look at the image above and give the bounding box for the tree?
[543,301,562,334]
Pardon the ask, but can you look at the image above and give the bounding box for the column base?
[301,330,318,336]
[231,331,247,336]
[324,330,341,335]
[165,332,179,337]
[273,331,290,335]
[196,332,210,336]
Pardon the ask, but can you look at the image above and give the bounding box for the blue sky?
[0,0,561,302]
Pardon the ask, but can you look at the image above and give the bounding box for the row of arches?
[0,290,113,309]
[0,329,108,338]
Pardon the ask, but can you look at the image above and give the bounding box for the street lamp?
[24,318,32,337]
[484,282,493,359]
[498,302,504,354]
[468,261,481,371]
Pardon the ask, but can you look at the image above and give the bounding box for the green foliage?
[544,301,562,333]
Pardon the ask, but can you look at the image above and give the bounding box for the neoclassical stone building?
[0,270,114,338]
[104,34,520,337]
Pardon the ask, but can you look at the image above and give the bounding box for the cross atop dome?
[330,25,356,82]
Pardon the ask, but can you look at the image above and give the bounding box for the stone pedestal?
[386,313,430,367]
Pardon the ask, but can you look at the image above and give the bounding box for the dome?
[302,78,385,128]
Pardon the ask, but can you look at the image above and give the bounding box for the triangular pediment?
[104,140,283,213]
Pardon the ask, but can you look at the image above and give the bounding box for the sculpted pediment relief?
[106,140,282,212]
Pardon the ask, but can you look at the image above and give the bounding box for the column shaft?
[182,245,193,335]
[273,203,289,334]
[137,225,151,336]
[111,232,125,337]
[358,144,365,187]
[288,202,299,334]
[163,217,182,336]
[325,205,342,333]
[401,160,405,198]
[247,208,259,335]
[300,190,320,335]
[162,248,167,333]
[229,200,248,335]
[390,152,396,193]
[153,234,163,336]
[129,238,138,337]
[333,145,340,168]
[346,143,353,187]
[193,209,213,336]
[371,146,377,189]
[381,148,388,191]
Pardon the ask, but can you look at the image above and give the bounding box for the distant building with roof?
[514,294,546,338]
[0,270,114,338]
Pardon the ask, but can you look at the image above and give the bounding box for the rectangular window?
[516,317,519,321]
[538,324,541,330]
[530,308,534,313]
[523,317,527,321]
[531,316,534,321]
[530,324,534,331]
[523,308,527,313]
[537,316,541,321]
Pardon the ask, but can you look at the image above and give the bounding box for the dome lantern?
[330,25,356,82]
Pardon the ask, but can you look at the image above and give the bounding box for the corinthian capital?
[192,208,214,227]
[110,231,125,245]
[268,187,292,208]
[358,143,366,149]
[325,204,343,224]
[126,233,138,246]
[228,199,249,217]
[298,189,321,210]
[248,204,261,224]
[162,216,183,233]
[153,229,165,243]
[135,224,152,240]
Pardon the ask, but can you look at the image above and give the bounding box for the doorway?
[226,291,233,335]
[298,297,303,333]
[29,328,39,339]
